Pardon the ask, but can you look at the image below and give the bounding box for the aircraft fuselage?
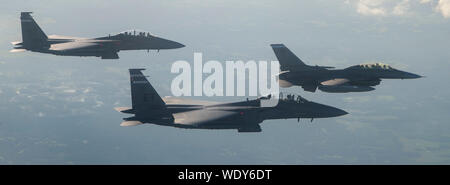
[280,67,421,87]
[131,97,347,130]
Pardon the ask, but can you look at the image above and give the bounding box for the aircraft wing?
[320,78,350,86]
[318,78,377,92]
[50,39,119,51]
[49,41,104,51]
[300,78,352,92]
[162,96,219,106]
[321,78,381,87]
[10,49,26,53]
[47,34,87,40]
[173,109,238,126]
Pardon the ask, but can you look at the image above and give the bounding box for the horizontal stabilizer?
[11,41,22,46]
[114,107,135,114]
[120,121,143,126]
[114,107,130,112]
[10,49,26,53]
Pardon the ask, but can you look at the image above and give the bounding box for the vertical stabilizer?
[129,69,173,119]
[20,12,48,49]
[271,44,309,71]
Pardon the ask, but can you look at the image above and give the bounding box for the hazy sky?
[0,0,449,164]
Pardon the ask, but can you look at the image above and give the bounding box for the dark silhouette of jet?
[115,69,348,132]
[270,44,422,93]
[11,12,185,59]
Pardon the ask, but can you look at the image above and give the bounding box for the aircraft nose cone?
[400,71,422,79]
[331,108,348,117]
[317,104,348,117]
[406,72,422,79]
[152,36,185,49]
[305,102,348,118]
[172,41,185,49]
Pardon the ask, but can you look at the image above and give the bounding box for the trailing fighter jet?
[11,12,185,59]
[271,44,422,93]
[114,69,348,133]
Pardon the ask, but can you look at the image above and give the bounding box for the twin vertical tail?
[115,69,174,126]
[20,12,49,49]
[129,69,167,112]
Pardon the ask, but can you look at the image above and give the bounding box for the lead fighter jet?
[271,44,422,93]
[11,12,185,59]
[115,69,348,132]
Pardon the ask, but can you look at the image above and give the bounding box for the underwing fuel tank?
[318,85,375,93]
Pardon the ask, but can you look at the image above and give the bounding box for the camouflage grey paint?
[271,44,422,93]
[115,69,348,133]
[11,12,184,59]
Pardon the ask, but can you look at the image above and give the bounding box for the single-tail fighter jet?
[271,44,422,93]
[114,69,348,132]
[11,12,185,59]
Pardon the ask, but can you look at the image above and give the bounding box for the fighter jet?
[270,44,422,93]
[114,69,348,132]
[11,12,185,59]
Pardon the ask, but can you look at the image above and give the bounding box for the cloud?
[393,0,411,15]
[349,0,450,18]
[436,0,450,18]
[343,95,396,103]
[356,0,388,16]
[343,96,371,103]
[376,95,396,102]
[37,112,45,117]
[63,89,77,93]
[336,119,369,132]
[83,88,91,93]
[93,100,104,108]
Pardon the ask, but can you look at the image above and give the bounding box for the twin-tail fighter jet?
[11,12,185,59]
[114,69,348,132]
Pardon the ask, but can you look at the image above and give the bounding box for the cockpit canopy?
[279,93,308,103]
[256,93,308,104]
[114,29,155,38]
[347,63,395,70]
